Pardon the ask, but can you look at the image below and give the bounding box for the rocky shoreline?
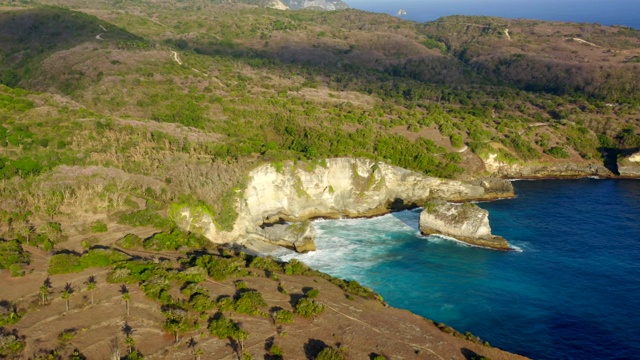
[174,156,639,254]
[174,158,516,252]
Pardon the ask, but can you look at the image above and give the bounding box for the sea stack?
[419,200,510,250]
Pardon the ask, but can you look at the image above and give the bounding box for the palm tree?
[120,285,131,317]
[61,282,74,312]
[122,322,135,355]
[187,337,198,359]
[39,278,52,305]
[85,276,97,305]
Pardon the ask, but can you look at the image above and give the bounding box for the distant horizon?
[345,0,640,29]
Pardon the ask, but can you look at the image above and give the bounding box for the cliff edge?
[175,158,514,252]
[618,151,640,177]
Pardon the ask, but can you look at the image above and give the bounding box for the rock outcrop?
[419,201,510,250]
[618,151,640,177]
[256,221,317,253]
[176,158,515,252]
[267,0,289,10]
[482,153,613,178]
[281,0,349,10]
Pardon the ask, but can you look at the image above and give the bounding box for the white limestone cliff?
[419,201,509,250]
[618,151,640,177]
[174,158,514,252]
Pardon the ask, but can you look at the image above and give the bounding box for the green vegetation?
[304,288,320,298]
[116,233,143,249]
[208,313,248,340]
[0,302,23,326]
[272,309,294,324]
[89,221,108,233]
[118,210,174,230]
[316,347,345,360]
[0,328,25,358]
[193,254,249,281]
[545,146,570,159]
[48,249,129,274]
[294,297,325,318]
[142,229,208,251]
[0,240,30,276]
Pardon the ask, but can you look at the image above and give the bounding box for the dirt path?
[96,33,104,40]
[504,28,511,40]
[572,37,601,47]
[171,51,183,65]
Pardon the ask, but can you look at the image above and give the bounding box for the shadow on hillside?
[460,348,481,359]
[0,7,143,86]
[303,338,329,359]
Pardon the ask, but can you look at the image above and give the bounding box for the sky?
[344,0,640,29]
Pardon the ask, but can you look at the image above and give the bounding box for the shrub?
[48,253,84,274]
[0,302,22,326]
[304,288,320,299]
[194,255,249,281]
[49,249,129,274]
[545,146,569,159]
[58,329,76,343]
[234,280,248,290]
[118,209,174,230]
[208,314,247,339]
[272,309,293,324]
[0,240,30,276]
[248,256,282,272]
[79,249,129,268]
[117,234,143,249]
[0,328,25,358]
[294,298,324,318]
[284,259,308,275]
[143,229,208,251]
[107,260,159,284]
[269,343,283,357]
[316,347,345,360]
[234,291,267,316]
[188,293,215,312]
[90,221,108,233]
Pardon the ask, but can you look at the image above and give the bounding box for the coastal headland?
[174,158,516,252]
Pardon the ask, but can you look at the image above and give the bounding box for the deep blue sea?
[276,179,640,359]
[346,0,640,30]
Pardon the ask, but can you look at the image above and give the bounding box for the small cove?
[275,179,640,359]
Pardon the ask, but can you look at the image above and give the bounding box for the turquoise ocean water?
[275,179,640,359]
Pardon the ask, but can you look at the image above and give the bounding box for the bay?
[276,179,640,359]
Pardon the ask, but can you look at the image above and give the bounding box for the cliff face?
[281,0,349,10]
[419,201,510,250]
[175,158,514,251]
[482,153,613,178]
[618,151,640,177]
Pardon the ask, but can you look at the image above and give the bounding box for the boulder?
[469,178,515,199]
[419,201,509,250]
[258,221,317,253]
